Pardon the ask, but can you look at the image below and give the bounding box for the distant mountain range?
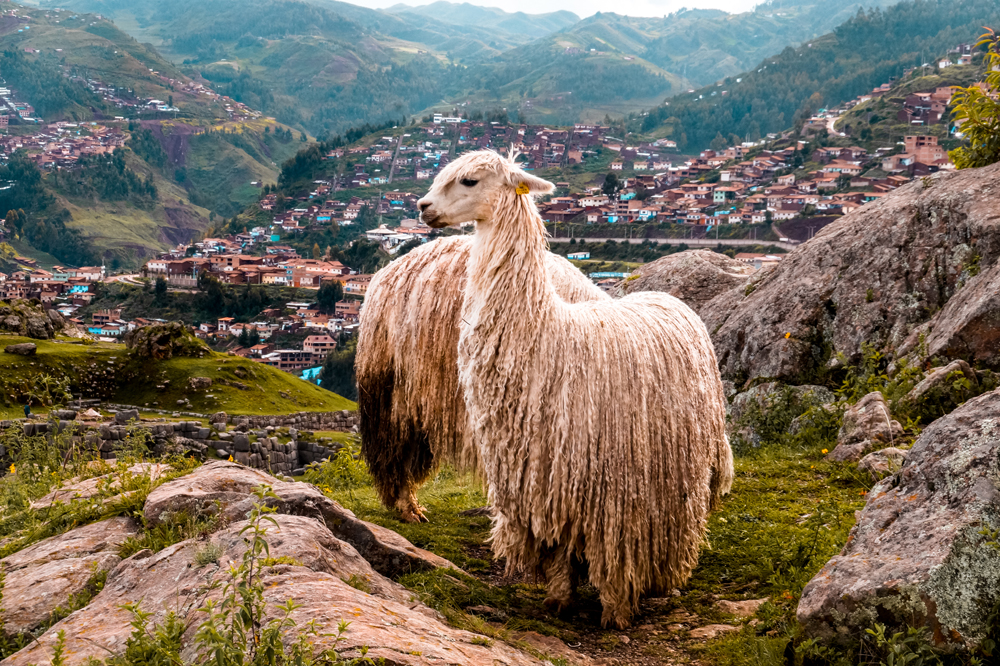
[41,0,916,134]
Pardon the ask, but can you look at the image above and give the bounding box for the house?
[303,334,337,355]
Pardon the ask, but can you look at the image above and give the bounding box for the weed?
[194,542,224,567]
[303,437,371,498]
[342,574,371,594]
[866,288,875,303]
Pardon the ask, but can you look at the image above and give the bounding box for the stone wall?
[2,410,349,476]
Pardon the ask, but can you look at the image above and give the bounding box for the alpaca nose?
[418,200,431,213]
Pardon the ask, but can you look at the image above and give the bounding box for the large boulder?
[143,460,456,577]
[3,514,544,666]
[4,343,36,355]
[702,163,1000,385]
[124,321,209,360]
[901,360,981,422]
[797,388,1000,649]
[0,518,139,637]
[619,249,755,313]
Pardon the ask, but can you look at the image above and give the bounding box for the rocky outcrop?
[0,517,139,637]
[3,343,36,355]
[702,163,1000,385]
[3,464,542,666]
[619,249,755,313]
[30,463,170,510]
[124,321,209,359]
[797,388,1000,648]
[143,461,456,577]
[0,302,65,340]
[826,392,903,462]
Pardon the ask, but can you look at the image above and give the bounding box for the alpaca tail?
[709,433,735,510]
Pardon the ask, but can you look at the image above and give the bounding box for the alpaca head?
[417,150,554,228]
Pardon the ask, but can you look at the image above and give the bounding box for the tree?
[312,242,322,259]
[710,132,727,152]
[153,276,168,305]
[951,28,1000,169]
[316,280,343,314]
[319,338,357,400]
[238,326,250,347]
[602,172,621,199]
[248,326,261,346]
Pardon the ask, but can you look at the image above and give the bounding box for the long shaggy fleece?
[356,235,609,521]
[452,155,731,628]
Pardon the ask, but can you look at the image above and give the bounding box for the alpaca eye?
[460,178,479,187]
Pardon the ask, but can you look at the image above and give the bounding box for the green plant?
[863,623,943,666]
[302,438,371,498]
[194,542,224,567]
[866,288,875,303]
[950,28,1000,169]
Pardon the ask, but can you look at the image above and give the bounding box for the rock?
[857,447,908,480]
[728,383,836,448]
[620,249,755,314]
[4,513,542,666]
[512,631,595,665]
[31,463,170,510]
[209,411,227,423]
[215,448,229,458]
[124,322,210,360]
[188,377,212,390]
[703,164,1000,384]
[837,392,902,446]
[798,388,1000,649]
[52,409,77,421]
[715,598,769,618]
[0,518,139,636]
[46,308,64,327]
[825,440,874,463]
[114,409,140,425]
[25,315,52,339]
[688,624,739,639]
[142,461,457,577]
[4,343,36,355]
[902,360,980,421]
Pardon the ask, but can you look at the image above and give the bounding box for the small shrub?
[194,542,224,567]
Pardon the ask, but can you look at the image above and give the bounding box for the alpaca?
[356,235,610,523]
[417,150,732,628]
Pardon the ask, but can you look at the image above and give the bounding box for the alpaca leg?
[598,586,633,629]
[541,544,574,613]
[394,485,428,523]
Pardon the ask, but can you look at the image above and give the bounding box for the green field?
[0,335,354,416]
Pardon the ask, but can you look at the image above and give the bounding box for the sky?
[361,0,762,19]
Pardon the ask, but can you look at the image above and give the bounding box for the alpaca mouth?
[422,213,449,228]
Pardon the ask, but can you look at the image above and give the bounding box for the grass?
[311,393,870,665]
[0,335,354,415]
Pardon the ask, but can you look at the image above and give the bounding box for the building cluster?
[0,121,128,168]
[0,263,105,314]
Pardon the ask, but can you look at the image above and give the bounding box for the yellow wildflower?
[785,332,791,339]
[821,448,828,454]
[228,455,234,462]
[8,464,14,474]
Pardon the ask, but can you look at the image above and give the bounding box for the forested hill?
[635,0,1000,152]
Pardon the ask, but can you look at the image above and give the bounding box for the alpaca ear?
[512,171,555,196]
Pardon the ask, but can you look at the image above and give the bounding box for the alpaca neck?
[464,192,553,342]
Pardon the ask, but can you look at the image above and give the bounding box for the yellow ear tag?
[515,183,530,195]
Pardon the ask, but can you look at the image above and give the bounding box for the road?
[387,135,403,184]
[546,237,800,251]
[104,274,143,285]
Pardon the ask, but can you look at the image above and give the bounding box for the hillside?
[384,2,579,40]
[0,333,354,416]
[634,0,1000,152]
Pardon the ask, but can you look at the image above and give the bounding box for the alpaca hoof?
[543,595,571,615]
[600,608,631,630]
[401,508,429,523]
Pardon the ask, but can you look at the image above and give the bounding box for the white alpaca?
[356,235,609,522]
[417,150,732,628]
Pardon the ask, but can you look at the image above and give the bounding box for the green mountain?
[634,0,1000,152]
[384,2,579,40]
[0,3,310,267]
